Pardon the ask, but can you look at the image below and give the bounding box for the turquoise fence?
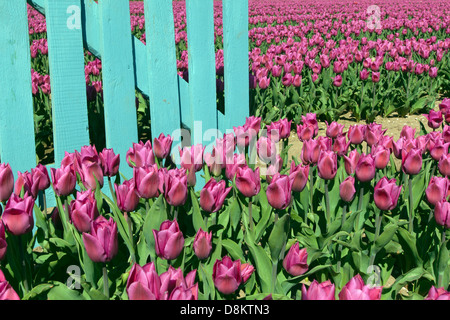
[0,0,249,210]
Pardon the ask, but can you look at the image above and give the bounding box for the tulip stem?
[337,204,347,273]
[325,180,331,229]
[408,175,414,233]
[18,236,29,294]
[438,228,446,288]
[369,209,382,267]
[309,166,314,222]
[108,177,117,203]
[356,182,364,231]
[248,197,254,233]
[103,265,109,299]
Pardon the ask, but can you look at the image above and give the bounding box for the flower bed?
[0,106,450,300]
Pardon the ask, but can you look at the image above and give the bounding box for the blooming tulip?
[340,176,356,203]
[179,144,205,173]
[0,164,14,203]
[266,173,293,210]
[153,133,173,160]
[438,154,450,176]
[355,153,376,182]
[2,193,35,236]
[133,164,160,199]
[347,125,366,145]
[82,215,118,263]
[426,176,449,206]
[212,256,242,295]
[434,199,450,228]
[199,178,231,213]
[317,150,337,180]
[99,148,120,177]
[69,189,99,233]
[282,242,308,276]
[425,286,450,300]
[423,110,443,129]
[126,262,160,300]
[339,274,382,300]
[31,164,50,191]
[163,168,188,207]
[115,179,140,213]
[153,219,185,260]
[51,166,77,197]
[289,161,309,192]
[235,166,261,198]
[374,177,402,211]
[401,148,423,175]
[0,270,19,300]
[126,141,155,168]
[302,280,335,300]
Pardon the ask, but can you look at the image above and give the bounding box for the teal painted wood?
[0,0,37,175]
[143,0,181,141]
[44,0,90,166]
[98,0,138,180]
[220,0,250,133]
[186,0,217,147]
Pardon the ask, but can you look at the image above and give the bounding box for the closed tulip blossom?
[267,118,291,140]
[99,148,120,177]
[371,145,391,170]
[225,153,247,181]
[374,177,402,211]
[302,280,336,300]
[199,178,231,213]
[340,176,356,203]
[347,125,366,145]
[438,154,450,176]
[301,113,319,138]
[82,215,118,263]
[317,150,337,180]
[325,121,344,139]
[153,133,173,160]
[289,161,309,192]
[51,165,77,197]
[266,173,293,210]
[153,219,185,260]
[126,262,161,300]
[2,193,35,236]
[296,122,316,141]
[343,149,360,175]
[425,286,450,300]
[31,163,50,191]
[69,189,99,233]
[0,163,14,203]
[159,267,198,300]
[193,228,212,260]
[365,123,386,148]
[339,274,382,300]
[212,256,242,295]
[355,153,376,182]
[282,242,308,276]
[126,140,155,168]
[0,270,19,300]
[333,135,351,157]
[434,199,450,228]
[114,179,140,213]
[179,144,205,173]
[235,166,261,198]
[430,138,450,161]
[256,136,277,164]
[133,164,160,199]
[401,148,423,175]
[301,138,321,165]
[14,171,39,199]
[426,176,449,206]
[163,168,188,207]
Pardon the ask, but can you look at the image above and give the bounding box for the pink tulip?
[126,262,161,300]
[343,149,360,175]
[179,144,205,173]
[69,189,99,233]
[0,221,7,261]
[99,148,120,177]
[438,154,450,176]
[333,135,350,157]
[426,176,449,206]
[193,228,212,260]
[340,176,356,203]
[31,164,50,191]
[163,168,188,207]
[325,121,344,139]
[212,256,242,295]
[51,165,77,198]
[133,164,160,199]
[0,164,14,202]
[425,286,450,300]
[347,124,366,145]
[302,280,335,300]
[153,219,185,260]
[339,274,382,300]
[256,136,277,164]
[317,150,337,180]
[266,173,293,210]
[355,153,376,182]
[199,178,231,213]
[126,141,155,168]
[296,122,315,141]
[301,113,319,137]
[2,193,35,236]
[374,177,402,211]
[114,179,140,213]
[14,171,39,199]
[0,270,19,300]
[153,133,173,160]
[267,118,292,140]
[235,166,261,198]
[82,215,118,263]
[301,139,321,165]
[289,161,309,192]
[401,148,423,175]
[159,267,198,300]
[225,153,246,181]
[365,123,386,147]
[371,145,391,170]
[423,110,443,129]
[434,199,450,228]
[282,242,308,276]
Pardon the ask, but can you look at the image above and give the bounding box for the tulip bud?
[256,136,277,164]
[126,262,161,300]
[401,148,423,175]
[31,164,50,191]
[339,274,382,300]
[163,168,188,207]
[434,199,450,228]
[153,219,185,260]
[69,189,99,233]
[179,144,205,173]
[289,161,309,192]
[0,164,14,202]
[82,216,118,263]
[325,121,344,139]
[153,133,173,160]
[193,228,212,260]
[355,153,376,182]
[115,179,140,213]
[426,176,449,206]
[133,164,160,199]
[14,171,39,199]
[282,242,308,276]
[317,150,337,180]
[99,148,120,177]
[302,280,336,300]
[235,166,261,198]
[371,145,391,170]
[374,177,402,211]
[301,139,321,165]
[199,178,232,213]
[2,193,35,236]
[340,176,356,203]
[347,125,366,145]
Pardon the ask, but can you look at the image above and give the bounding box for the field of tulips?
[1,107,450,301]
[28,0,450,164]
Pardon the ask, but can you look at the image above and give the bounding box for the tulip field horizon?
[1,0,450,302]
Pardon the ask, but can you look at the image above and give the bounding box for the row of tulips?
[0,107,449,299]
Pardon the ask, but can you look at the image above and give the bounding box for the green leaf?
[245,231,272,293]
[191,188,207,231]
[47,282,86,300]
[268,214,290,261]
[373,223,398,255]
[21,283,54,300]
[222,239,245,261]
[143,195,167,262]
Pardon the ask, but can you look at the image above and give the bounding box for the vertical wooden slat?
[98,0,138,180]
[45,0,90,165]
[144,0,181,141]
[220,0,249,133]
[185,0,217,146]
[0,0,37,174]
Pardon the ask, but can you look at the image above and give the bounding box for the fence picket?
[98,0,138,180]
